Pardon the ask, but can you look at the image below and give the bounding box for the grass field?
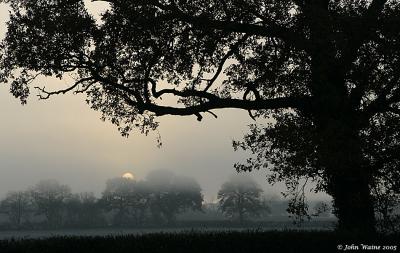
[0,230,399,253]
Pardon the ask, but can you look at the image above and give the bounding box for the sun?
[122,172,135,180]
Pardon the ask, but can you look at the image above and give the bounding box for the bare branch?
[248,110,257,121]
[195,112,203,121]
[75,80,97,94]
[207,111,218,119]
[35,77,95,100]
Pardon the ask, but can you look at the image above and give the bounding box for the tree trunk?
[308,4,376,232]
[238,209,244,225]
[315,113,376,233]
[329,171,376,233]
[238,194,244,225]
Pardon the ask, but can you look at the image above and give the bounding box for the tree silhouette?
[64,192,105,228]
[0,191,32,229]
[146,170,203,225]
[233,98,400,231]
[101,172,203,226]
[29,180,72,228]
[218,175,266,224]
[101,177,150,226]
[0,0,399,232]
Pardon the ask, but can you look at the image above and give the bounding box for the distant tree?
[259,195,272,218]
[312,201,332,218]
[197,202,226,221]
[218,175,266,224]
[29,180,72,228]
[64,192,105,228]
[146,170,203,225]
[128,181,151,225]
[63,194,81,226]
[101,177,149,226]
[0,191,32,229]
[101,177,135,226]
[146,170,175,225]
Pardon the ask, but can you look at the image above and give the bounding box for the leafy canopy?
[218,175,267,222]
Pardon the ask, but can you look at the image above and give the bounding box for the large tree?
[64,192,105,228]
[146,170,203,225]
[0,191,32,229]
[0,0,399,232]
[29,180,72,228]
[101,177,149,226]
[218,175,267,224]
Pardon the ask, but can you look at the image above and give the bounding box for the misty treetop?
[101,170,203,226]
[0,172,204,229]
[0,0,399,233]
[0,173,286,230]
[29,180,73,228]
[218,175,269,224]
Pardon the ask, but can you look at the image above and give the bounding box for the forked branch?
[35,77,95,100]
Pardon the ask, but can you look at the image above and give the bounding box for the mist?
[0,169,334,234]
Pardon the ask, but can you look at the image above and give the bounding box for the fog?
[0,169,335,235]
[0,1,328,205]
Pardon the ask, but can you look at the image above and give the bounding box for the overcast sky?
[0,2,327,202]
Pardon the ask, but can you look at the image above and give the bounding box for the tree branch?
[35,77,95,100]
[139,96,311,119]
[142,0,309,51]
[150,79,220,101]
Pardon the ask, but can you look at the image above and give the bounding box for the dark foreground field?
[0,231,399,253]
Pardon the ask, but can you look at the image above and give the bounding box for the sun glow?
[122,172,135,180]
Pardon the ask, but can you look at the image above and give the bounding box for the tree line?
[0,171,275,230]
